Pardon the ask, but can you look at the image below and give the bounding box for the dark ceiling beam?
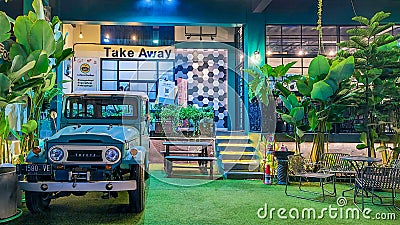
[252,0,273,13]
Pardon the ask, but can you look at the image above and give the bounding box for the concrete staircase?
[215,131,263,179]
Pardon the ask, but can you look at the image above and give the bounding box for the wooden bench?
[160,150,202,156]
[164,156,216,179]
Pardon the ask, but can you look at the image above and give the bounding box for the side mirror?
[50,111,58,119]
[50,111,58,132]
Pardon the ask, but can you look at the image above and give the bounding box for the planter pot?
[199,119,215,137]
[0,164,17,219]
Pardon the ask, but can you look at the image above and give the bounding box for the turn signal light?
[130,148,138,157]
[105,165,112,170]
[57,165,64,170]
[32,146,41,155]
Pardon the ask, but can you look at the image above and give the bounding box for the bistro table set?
[285,153,400,211]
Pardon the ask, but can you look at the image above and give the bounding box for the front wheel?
[128,164,145,213]
[25,191,51,213]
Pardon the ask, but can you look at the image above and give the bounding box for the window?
[65,96,138,119]
[101,59,174,102]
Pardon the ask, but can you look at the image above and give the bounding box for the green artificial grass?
[8,164,400,225]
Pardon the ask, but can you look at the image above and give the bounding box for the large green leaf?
[14,16,33,52]
[307,108,318,131]
[280,95,292,111]
[281,114,294,124]
[308,55,330,81]
[9,43,28,61]
[296,127,305,138]
[32,52,50,75]
[328,56,355,83]
[28,11,37,22]
[42,72,56,91]
[29,20,56,55]
[54,48,74,69]
[8,61,36,83]
[0,73,11,98]
[21,120,38,135]
[287,93,299,108]
[296,79,311,96]
[9,55,25,74]
[0,11,11,43]
[323,78,339,93]
[311,80,334,101]
[275,82,291,98]
[290,107,304,122]
[32,0,45,20]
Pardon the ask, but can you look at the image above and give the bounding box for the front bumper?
[18,180,137,192]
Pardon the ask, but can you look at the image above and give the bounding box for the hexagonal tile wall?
[175,49,228,128]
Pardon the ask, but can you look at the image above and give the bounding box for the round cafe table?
[340,155,381,196]
[340,156,382,176]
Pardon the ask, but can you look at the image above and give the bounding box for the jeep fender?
[122,146,148,165]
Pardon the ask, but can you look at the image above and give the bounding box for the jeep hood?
[46,125,139,144]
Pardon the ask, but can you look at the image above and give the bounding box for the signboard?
[74,44,175,60]
[73,57,99,91]
[177,78,188,106]
[157,79,175,105]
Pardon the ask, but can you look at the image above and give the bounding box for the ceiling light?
[79,25,83,39]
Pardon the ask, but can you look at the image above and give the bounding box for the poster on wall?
[157,79,175,105]
[73,57,99,92]
[177,78,188,107]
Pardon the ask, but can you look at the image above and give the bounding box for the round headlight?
[105,148,120,162]
[49,147,64,162]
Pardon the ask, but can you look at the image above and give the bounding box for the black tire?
[25,191,51,213]
[128,164,145,213]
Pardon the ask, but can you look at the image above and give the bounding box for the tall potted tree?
[338,11,400,158]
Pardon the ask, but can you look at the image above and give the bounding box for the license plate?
[17,164,52,175]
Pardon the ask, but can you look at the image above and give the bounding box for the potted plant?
[338,11,400,159]
[160,104,181,137]
[199,106,215,137]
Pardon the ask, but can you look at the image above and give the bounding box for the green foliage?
[338,11,400,158]
[245,61,296,105]
[0,11,11,43]
[0,0,74,160]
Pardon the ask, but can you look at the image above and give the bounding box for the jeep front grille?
[67,150,103,161]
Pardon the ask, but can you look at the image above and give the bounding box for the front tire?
[25,191,51,213]
[128,164,145,213]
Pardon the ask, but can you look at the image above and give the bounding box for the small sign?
[73,57,99,91]
[157,79,175,105]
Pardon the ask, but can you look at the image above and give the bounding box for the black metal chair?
[285,155,336,202]
[389,159,400,168]
[319,153,356,196]
[354,166,400,211]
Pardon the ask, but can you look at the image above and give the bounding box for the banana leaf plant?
[0,0,74,161]
[338,11,400,159]
[294,55,356,163]
[276,92,309,154]
[245,62,296,134]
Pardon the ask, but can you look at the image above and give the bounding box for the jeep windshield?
[64,96,138,119]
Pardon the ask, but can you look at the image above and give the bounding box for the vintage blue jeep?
[17,91,149,213]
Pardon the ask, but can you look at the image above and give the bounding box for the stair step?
[219,154,259,160]
[219,151,255,155]
[215,138,251,144]
[221,160,259,164]
[223,171,263,180]
[217,145,255,152]
[218,143,253,147]
[222,161,260,171]
[215,131,247,136]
